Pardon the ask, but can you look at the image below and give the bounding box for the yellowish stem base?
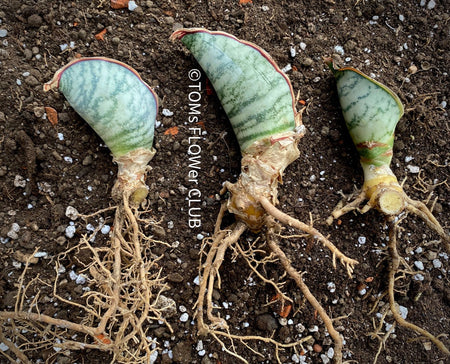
[378,189,405,216]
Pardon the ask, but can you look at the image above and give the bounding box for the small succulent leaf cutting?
[325,58,450,233]
[326,58,450,356]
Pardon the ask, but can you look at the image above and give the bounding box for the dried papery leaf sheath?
[44,57,157,203]
[172,28,304,230]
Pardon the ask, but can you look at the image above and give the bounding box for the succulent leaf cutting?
[325,58,449,356]
[0,57,171,362]
[173,29,357,362]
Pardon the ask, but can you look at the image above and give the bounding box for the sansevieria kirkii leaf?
[171,28,301,153]
[325,58,449,357]
[325,58,448,242]
[171,28,305,229]
[45,57,158,203]
[327,61,404,168]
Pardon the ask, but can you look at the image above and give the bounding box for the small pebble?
[408,65,418,74]
[128,1,138,11]
[65,206,79,220]
[82,155,93,166]
[398,305,408,319]
[302,57,313,66]
[256,313,278,332]
[24,75,40,87]
[281,64,292,73]
[101,225,111,234]
[164,16,175,25]
[432,259,442,269]
[10,223,20,232]
[427,0,436,10]
[313,343,322,352]
[327,347,334,359]
[334,45,344,55]
[14,175,26,188]
[0,29,7,37]
[414,261,424,270]
[0,342,9,351]
[162,108,173,116]
[65,225,76,238]
[196,340,203,352]
[179,313,189,322]
[78,29,87,40]
[7,223,20,239]
[385,322,394,332]
[27,14,43,28]
[185,12,195,22]
[34,251,48,258]
[413,273,424,281]
[358,287,367,296]
[407,165,420,173]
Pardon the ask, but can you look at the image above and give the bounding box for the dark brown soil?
[0,0,448,363]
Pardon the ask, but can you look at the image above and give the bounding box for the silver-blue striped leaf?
[44,57,158,158]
